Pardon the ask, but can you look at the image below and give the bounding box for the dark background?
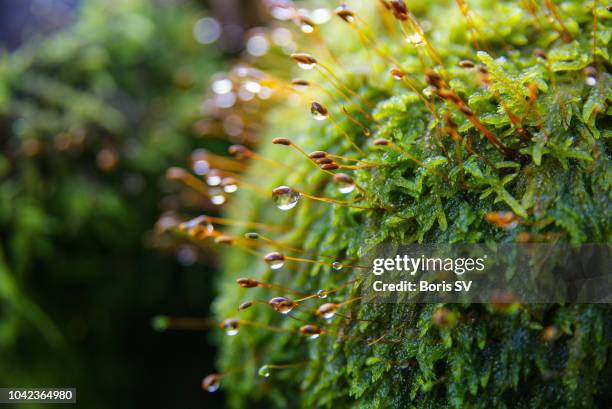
[0,0,262,407]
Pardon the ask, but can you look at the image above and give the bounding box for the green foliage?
[0,0,220,406]
[206,1,611,408]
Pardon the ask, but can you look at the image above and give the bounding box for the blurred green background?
[0,0,238,406]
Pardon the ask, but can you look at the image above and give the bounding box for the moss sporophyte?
[161,1,611,407]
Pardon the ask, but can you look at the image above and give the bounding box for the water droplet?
[310,102,328,120]
[312,8,331,24]
[206,171,222,186]
[221,177,238,193]
[202,374,221,392]
[212,78,233,94]
[316,289,327,299]
[336,5,355,23]
[316,303,337,320]
[332,262,343,270]
[299,324,322,339]
[246,34,269,57]
[299,17,316,33]
[585,76,597,86]
[182,215,214,237]
[390,67,405,80]
[334,173,355,194]
[258,365,271,377]
[407,32,426,47]
[220,318,240,336]
[291,53,317,70]
[264,252,286,270]
[193,17,222,45]
[272,186,300,210]
[193,159,210,175]
[210,189,226,205]
[268,297,296,314]
[244,80,262,93]
[297,61,316,70]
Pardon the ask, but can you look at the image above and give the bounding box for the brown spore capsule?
[236,278,259,288]
[316,157,334,165]
[309,151,327,159]
[272,137,292,145]
[458,60,475,68]
[373,138,390,146]
[238,301,253,311]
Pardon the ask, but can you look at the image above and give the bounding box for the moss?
[203,1,611,407]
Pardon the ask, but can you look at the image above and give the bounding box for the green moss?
[209,1,610,407]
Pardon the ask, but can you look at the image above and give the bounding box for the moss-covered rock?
[193,1,611,407]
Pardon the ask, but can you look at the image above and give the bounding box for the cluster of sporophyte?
[161,0,611,407]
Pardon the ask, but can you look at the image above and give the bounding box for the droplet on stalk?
[290,53,317,70]
[335,4,355,23]
[221,177,238,193]
[220,318,240,336]
[268,297,296,314]
[264,251,286,269]
[206,170,222,186]
[298,16,316,33]
[272,186,301,210]
[258,365,271,377]
[311,101,329,120]
[390,67,405,80]
[333,173,356,194]
[202,374,221,392]
[316,303,337,320]
[299,324,322,339]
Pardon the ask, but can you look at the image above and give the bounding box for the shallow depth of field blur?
[0,0,262,407]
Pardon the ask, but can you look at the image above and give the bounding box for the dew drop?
[258,365,271,378]
[264,252,286,270]
[334,173,355,194]
[268,297,296,314]
[297,61,316,70]
[310,102,328,121]
[299,324,322,339]
[299,18,315,33]
[212,78,233,94]
[221,177,238,193]
[206,170,222,186]
[272,186,300,210]
[332,261,343,270]
[316,289,328,299]
[317,303,337,320]
[193,159,210,175]
[407,32,426,47]
[202,374,221,392]
[220,318,240,336]
[210,189,226,205]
